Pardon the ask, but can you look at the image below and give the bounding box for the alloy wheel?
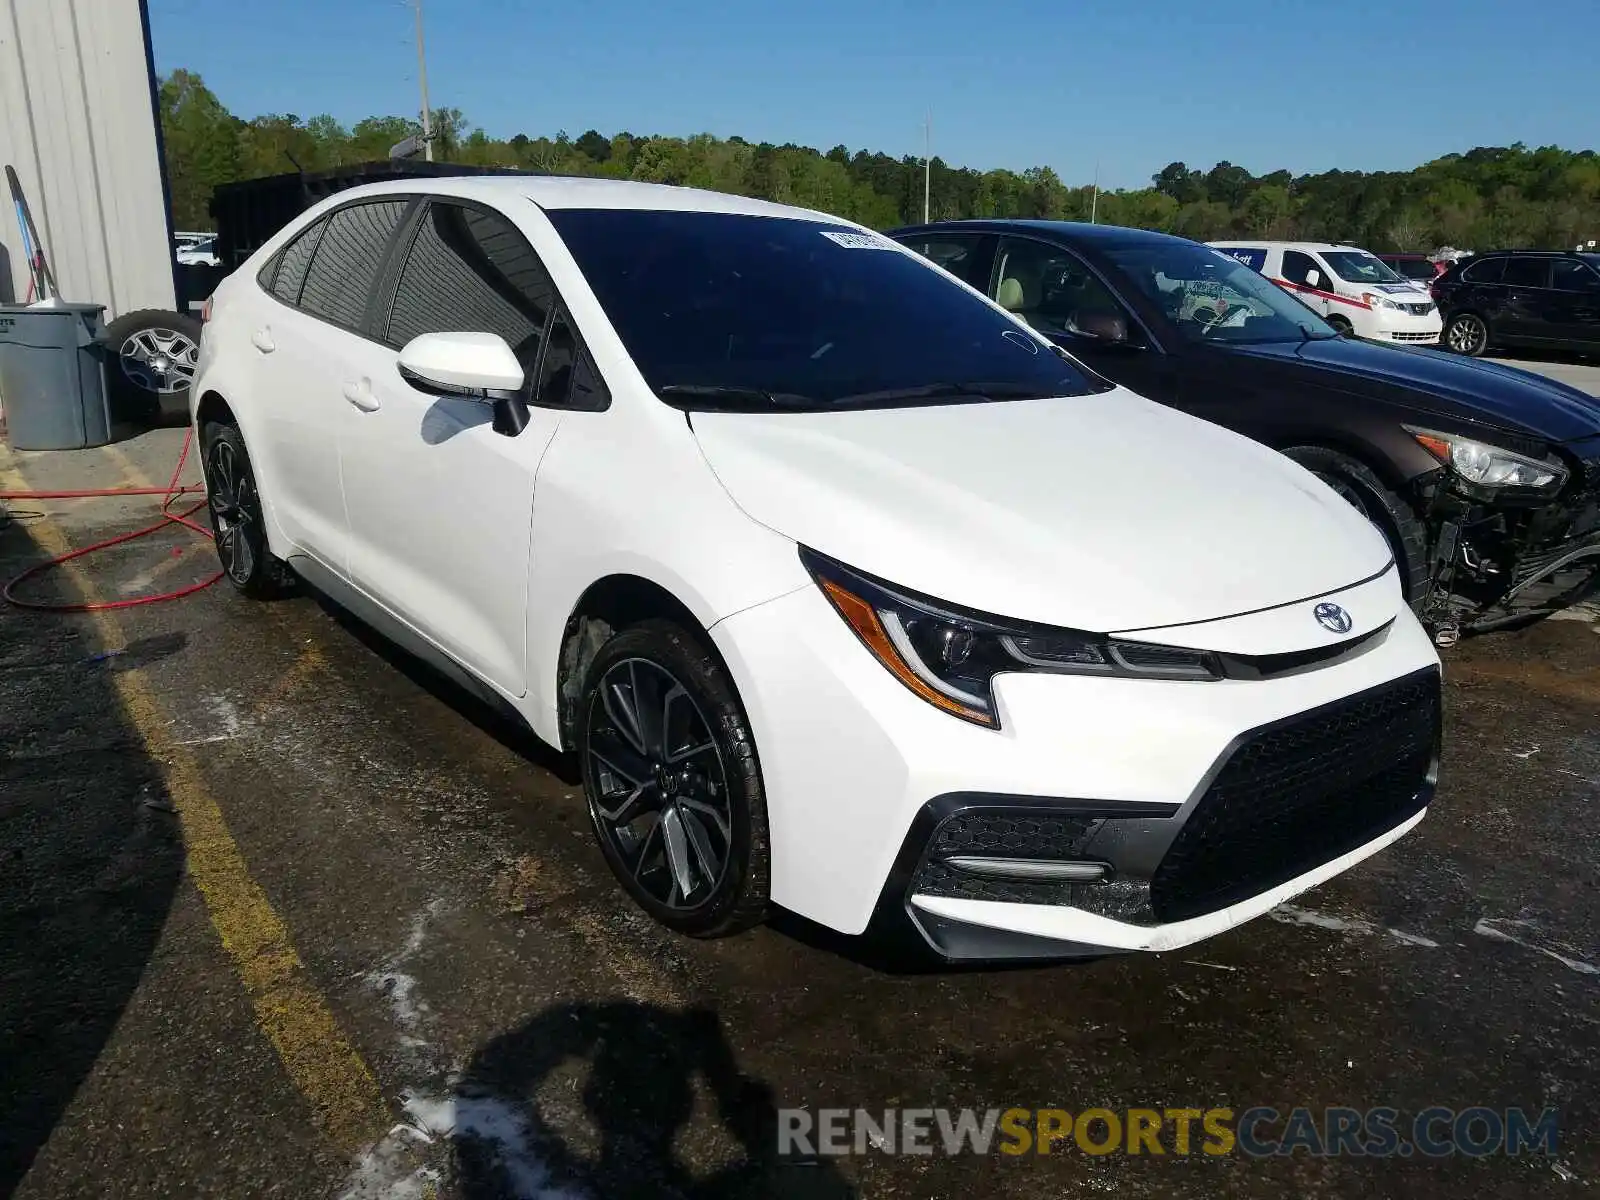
[205,438,258,585]
[119,327,199,394]
[585,657,733,911]
[1446,315,1486,355]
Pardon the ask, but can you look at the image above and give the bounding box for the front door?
[338,199,566,698]
[1550,258,1600,349]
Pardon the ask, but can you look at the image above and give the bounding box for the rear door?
[337,197,584,697]
[1497,256,1551,342]
[248,198,414,574]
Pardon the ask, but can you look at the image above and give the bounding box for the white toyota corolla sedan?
[192,176,1441,963]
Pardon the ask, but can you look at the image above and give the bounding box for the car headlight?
[1406,427,1568,490]
[1363,291,1399,311]
[801,548,1220,729]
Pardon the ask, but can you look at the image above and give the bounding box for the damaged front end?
[1407,428,1600,641]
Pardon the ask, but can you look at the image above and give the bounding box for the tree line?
[160,69,1600,253]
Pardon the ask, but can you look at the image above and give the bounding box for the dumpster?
[0,303,113,450]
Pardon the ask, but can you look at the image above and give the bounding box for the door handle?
[342,379,380,412]
[251,328,275,353]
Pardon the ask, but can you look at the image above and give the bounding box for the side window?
[536,310,610,410]
[386,201,552,373]
[299,200,410,330]
[1502,258,1549,288]
[991,237,1137,342]
[1551,259,1598,292]
[267,218,326,306]
[897,235,987,288]
[1280,251,1323,289]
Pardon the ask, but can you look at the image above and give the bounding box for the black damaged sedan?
[891,219,1600,640]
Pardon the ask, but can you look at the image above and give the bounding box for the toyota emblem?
[1314,602,1353,634]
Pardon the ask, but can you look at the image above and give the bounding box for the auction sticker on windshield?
[821,230,897,250]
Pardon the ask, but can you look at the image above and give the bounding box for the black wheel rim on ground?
[1447,315,1486,355]
[118,327,199,394]
[585,657,734,912]
[204,438,258,585]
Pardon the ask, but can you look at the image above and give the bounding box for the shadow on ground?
[0,510,183,1193]
[453,1001,856,1199]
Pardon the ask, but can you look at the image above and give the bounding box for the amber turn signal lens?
[1411,432,1452,463]
[818,577,996,727]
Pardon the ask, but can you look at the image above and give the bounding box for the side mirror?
[398,332,529,437]
[1074,310,1132,345]
[398,332,525,398]
[1305,269,1322,288]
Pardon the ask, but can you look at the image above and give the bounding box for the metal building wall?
[0,0,175,318]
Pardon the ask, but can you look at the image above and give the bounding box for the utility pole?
[1090,159,1100,224]
[412,0,434,160]
[923,110,931,224]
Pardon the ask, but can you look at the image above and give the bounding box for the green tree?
[158,69,241,228]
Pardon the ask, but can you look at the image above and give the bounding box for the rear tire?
[200,421,293,599]
[1443,311,1489,357]
[1284,446,1432,606]
[577,619,770,938]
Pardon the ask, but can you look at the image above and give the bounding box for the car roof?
[892,218,1192,248]
[1206,240,1368,252]
[315,174,848,225]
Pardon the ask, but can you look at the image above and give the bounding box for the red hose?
[1,426,223,611]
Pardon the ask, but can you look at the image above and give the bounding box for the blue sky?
[148,0,1596,191]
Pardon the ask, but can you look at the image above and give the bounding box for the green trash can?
[0,303,113,450]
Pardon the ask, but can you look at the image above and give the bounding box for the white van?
[1207,241,1443,344]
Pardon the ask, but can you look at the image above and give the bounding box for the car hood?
[690,389,1393,633]
[1229,337,1600,444]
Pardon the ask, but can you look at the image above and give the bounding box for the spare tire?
[103,308,202,425]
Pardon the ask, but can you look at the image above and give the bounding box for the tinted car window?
[546,209,1103,409]
[898,234,986,287]
[536,311,609,410]
[387,201,552,371]
[1552,259,1599,292]
[1104,241,1335,344]
[1461,257,1504,284]
[299,200,410,330]
[268,218,325,305]
[992,237,1137,343]
[1502,258,1550,288]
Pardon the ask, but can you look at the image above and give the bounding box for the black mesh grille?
[1149,670,1438,923]
[928,811,1099,859]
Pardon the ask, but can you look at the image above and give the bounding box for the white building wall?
[0,0,175,318]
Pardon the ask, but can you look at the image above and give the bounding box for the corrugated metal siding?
[0,0,174,317]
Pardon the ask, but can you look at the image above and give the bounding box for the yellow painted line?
[0,447,388,1151]
[253,642,330,712]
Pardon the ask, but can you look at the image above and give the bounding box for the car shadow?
[453,1000,857,1199]
[299,580,580,786]
[0,512,184,1193]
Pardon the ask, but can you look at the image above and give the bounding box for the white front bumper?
[711,573,1441,944]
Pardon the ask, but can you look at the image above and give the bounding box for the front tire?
[1284,446,1432,606]
[1327,314,1354,337]
[200,421,292,599]
[577,619,770,937]
[1444,311,1489,357]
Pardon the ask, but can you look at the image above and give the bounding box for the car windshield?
[1323,250,1407,284]
[1388,258,1436,282]
[546,209,1105,409]
[1102,241,1336,343]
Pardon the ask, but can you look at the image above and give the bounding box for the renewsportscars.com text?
[778,1106,1559,1158]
